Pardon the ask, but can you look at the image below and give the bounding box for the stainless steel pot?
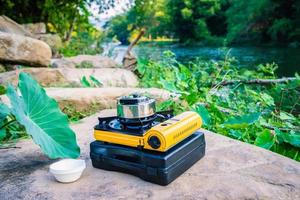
[117,95,156,119]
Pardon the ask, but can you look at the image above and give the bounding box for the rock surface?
[52,55,118,68]
[0,68,69,87]
[0,87,172,112]
[0,15,32,37]
[46,87,173,111]
[0,67,138,87]
[0,109,299,200]
[22,22,46,34]
[51,58,74,68]
[0,32,52,67]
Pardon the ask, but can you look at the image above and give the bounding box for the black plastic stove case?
[90,131,205,185]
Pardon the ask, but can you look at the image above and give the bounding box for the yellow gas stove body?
[94,111,202,152]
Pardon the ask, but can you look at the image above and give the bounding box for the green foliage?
[81,76,92,87]
[107,0,172,44]
[2,0,300,45]
[223,113,260,129]
[0,0,116,38]
[166,0,223,43]
[80,75,103,87]
[76,61,94,68]
[106,0,300,46]
[89,75,103,87]
[1,0,86,37]
[255,129,275,149]
[0,85,6,95]
[193,104,211,126]
[226,0,300,45]
[1,72,80,158]
[60,29,104,57]
[107,15,131,44]
[0,91,27,146]
[62,103,101,122]
[138,51,300,161]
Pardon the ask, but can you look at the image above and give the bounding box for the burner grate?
[95,110,173,136]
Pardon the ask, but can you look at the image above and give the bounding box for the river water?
[109,43,300,77]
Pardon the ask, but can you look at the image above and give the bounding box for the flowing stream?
[109,43,300,77]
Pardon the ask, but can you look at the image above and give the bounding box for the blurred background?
[1,0,299,76]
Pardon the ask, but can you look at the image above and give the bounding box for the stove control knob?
[148,136,161,149]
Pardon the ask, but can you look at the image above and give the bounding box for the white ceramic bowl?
[49,159,86,183]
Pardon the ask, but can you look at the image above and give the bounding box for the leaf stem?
[293,150,299,160]
[0,119,17,129]
[289,96,300,114]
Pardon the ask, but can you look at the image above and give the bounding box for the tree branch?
[214,77,297,87]
[125,29,145,55]
[262,124,300,132]
[122,29,145,71]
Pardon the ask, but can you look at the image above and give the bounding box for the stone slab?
[0,110,299,200]
[0,87,173,112]
[0,68,138,87]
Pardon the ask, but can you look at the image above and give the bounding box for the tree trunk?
[64,16,76,42]
[123,29,145,71]
[126,29,145,55]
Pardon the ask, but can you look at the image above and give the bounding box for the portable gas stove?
[90,94,206,185]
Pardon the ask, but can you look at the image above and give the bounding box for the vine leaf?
[158,100,174,111]
[159,78,189,95]
[255,129,275,149]
[6,72,80,159]
[222,112,261,129]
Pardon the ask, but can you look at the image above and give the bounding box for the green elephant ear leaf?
[222,112,261,129]
[6,72,80,159]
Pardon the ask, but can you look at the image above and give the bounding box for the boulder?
[22,22,46,34]
[52,55,118,68]
[0,32,52,67]
[35,34,62,55]
[0,68,69,87]
[0,15,32,37]
[51,58,74,68]
[0,68,138,87]
[0,110,299,200]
